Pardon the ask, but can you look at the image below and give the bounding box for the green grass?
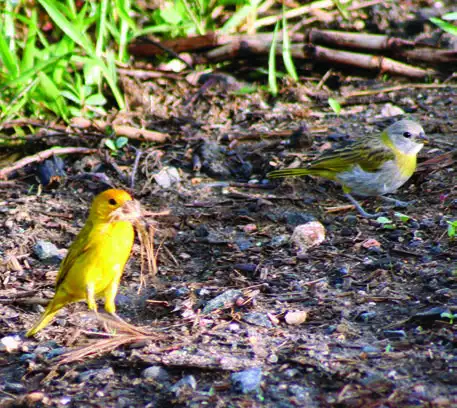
[0,0,339,123]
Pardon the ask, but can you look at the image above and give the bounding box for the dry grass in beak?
[134,209,170,289]
[110,199,142,222]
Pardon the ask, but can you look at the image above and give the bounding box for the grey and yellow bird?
[268,119,427,217]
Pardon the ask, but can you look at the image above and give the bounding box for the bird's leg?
[103,281,148,335]
[86,283,98,314]
[344,193,385,219]
[379,195,416,208]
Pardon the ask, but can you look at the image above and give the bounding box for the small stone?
[283,212,316,227]
[242,312,273,328]
[291,222,325,254]
[231,367,262,394]
[19,353,36,362]
[24,392,45,404]
[243,224,257,233]
[34,346,51,355]
[357,311,377,322]
[0,335,21,352]
[285,310,308,325]
[171,375,197,397]
[5,382,26,393]
[362,239,381,249]
[270,234,289,247]
[362,345,380,353]
[202,289,243,314]
[381,103,405,117]
[383,330,407,339]
[142,366,170,381]
[174,287,190,298]
[234,236,252,251]
[154,166,180,188]
[33,240,65,264]
[44,347,67,359]
[77,367,114,383]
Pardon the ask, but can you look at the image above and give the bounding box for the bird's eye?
[109,198,117,206]
[403,131,412,138]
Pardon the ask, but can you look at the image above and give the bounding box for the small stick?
[0,147,97,180]
[130,146,143,189]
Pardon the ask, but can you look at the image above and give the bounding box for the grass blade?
[268,21,280,96]
[282,7,298,81]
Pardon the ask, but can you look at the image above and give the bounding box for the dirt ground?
[2,6,457,408]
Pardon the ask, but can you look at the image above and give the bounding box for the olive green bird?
[268,119,427,218]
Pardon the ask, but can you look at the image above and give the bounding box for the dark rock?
[175,287,190,298]
[171,375,197,397]
[362,345,381,353]
[283,212,316,227]
[242,312,273,328]
[231,367,262,394]
[357,311,377,322]
[194,225,209,238]
[202,289,243,314]
[234,236,252,251]
[77,367,114,383]
[44,347,67,359]
[142,366,170,381]
[270,235,289,247]
[383,330,407,339]
[4,382,26,393]
[196,141,231,179]
[233,263,257,274]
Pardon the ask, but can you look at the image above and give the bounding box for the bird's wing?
[55,220,99,290]
[309,136,395,173]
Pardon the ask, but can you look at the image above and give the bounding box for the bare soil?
[1,6,457,407]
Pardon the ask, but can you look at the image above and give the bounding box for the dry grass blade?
[44,333,159,382]
[134,209,170,289]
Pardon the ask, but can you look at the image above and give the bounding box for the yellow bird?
[268,119,427,217]
[27,189,141,337]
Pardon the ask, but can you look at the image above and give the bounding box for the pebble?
[0,335,21,352]
[383,330,407,339]
[33,240,65,264]
[5,382,26,393]
[174,287,190,298]
[171,375,197,396]
[44,347,67,359]
[234,236,253,251]
[142,366,170,381]
[242,312,273,328]
[291,221,326,255]
[362,345,381,354]
[202,289,243,315]
[284,310,308,325]
[231,367,262,394]
[283,212,316,227]
[19,353,37,362]
[77,367,114,383]
[154,166,180,188]
[357,311,377,322]
[270,234,289,247]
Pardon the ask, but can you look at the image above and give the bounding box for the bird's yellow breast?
[59,220,134,299]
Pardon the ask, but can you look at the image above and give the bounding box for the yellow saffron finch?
[268,119,427,218]
[26,189,142,337]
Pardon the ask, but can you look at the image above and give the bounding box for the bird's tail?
[26,301,61,337]
[267,168,312,179]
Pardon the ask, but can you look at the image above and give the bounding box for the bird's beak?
[418,131,428,143]
[110,199,142,222]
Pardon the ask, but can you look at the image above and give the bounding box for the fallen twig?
[71,118,170,143]
[0,147,97,180]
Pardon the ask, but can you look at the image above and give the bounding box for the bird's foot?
[380,196,416,209]
[106,313,149,335]
[343,194,386,219]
